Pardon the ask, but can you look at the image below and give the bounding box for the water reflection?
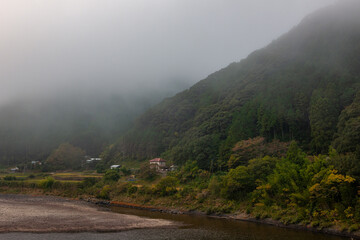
[109,206,349,240]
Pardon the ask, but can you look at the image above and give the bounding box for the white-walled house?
[149,158,166,171]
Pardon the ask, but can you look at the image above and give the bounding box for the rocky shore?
[0,194,176,233]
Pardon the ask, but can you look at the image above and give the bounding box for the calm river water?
[0,206,349,240]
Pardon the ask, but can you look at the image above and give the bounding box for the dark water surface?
[0,206,350,240]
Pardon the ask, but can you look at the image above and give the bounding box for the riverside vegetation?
[1,141,360,233]
[1,0,360,236]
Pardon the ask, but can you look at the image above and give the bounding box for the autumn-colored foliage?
[228,137,289,169]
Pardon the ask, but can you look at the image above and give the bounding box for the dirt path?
[0,194,176,233]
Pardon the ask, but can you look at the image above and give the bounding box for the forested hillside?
[103,0,360,169]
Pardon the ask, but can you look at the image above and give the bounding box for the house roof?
[149,158,166,162]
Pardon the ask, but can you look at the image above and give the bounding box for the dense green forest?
[102,1,360,170]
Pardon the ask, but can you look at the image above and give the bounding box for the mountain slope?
[103,0,360,169]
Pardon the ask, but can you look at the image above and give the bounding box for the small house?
[86,157,102,164]
[110,165,121,170]
[149,158,166,171]
[10,167,19,173]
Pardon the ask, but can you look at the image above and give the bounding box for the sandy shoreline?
[0,194,176,233]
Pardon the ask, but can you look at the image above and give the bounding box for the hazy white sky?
[0,0,335,104]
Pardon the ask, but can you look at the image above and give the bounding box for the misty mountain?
[102,0,360,169]
[0,87,187,166]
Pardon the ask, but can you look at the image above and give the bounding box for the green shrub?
[98,185,111,199]
[220,166,254,200]
[154,176,178,196]
[38,177,55,189]
[127,185,138,195]
[103,169,120,182]
[81,177,98,188]
[348,224,359,232]
[114,182,130,194]
[179,186,194,197]
[120,167,131,176]
[3,175,16,181]
[139,163,158,181]
[96,162,106,173]
[137,185,152,195]
[208,176,221,196]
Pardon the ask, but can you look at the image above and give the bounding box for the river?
[0,205,349,240]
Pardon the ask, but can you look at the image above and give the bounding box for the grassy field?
[0,171,103,183]
[52,172,103,181]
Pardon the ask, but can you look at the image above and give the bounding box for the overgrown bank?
[1,142,360,238]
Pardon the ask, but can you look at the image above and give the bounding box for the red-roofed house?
[149,158,166,171]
